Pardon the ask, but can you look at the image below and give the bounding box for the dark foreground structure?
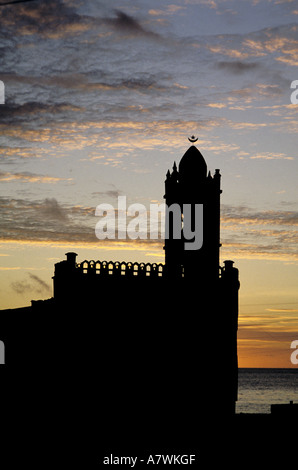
[1,144,296,466]
[53,143,239,417]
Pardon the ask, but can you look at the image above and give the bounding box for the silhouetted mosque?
[51,142,239,414]
[1,141,240,440]
[3,142,297,465]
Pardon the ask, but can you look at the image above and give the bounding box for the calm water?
[236,368,298,414]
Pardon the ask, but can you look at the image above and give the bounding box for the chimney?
[224,260,234,271]
[65,252,77,267]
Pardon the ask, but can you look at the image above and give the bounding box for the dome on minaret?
[178,145,207,180]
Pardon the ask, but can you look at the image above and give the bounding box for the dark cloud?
[0,72,166,128]
[105,9,160,39]
[11,279,31,295]
[0,196,95,243]
[11,272,51,296]
[216,61,260,74]
[28,273,51,294]
[0,0,97,38]
[0,1,36,5]
[0,101,83,123]
[4,71,165,91]
[106,10,144,32]
[93,189,124,199]
[121,77,163,89]
[40,198,68,222]
[76,76,166,93]
[0,2,160,41]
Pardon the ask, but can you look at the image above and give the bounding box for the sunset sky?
[0,0,297,367]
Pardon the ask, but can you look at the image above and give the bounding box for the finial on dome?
[188,135,198,143]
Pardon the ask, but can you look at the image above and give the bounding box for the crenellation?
[66,259,166,279]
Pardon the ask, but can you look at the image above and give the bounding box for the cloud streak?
[0,171,72,183]
[11,272,51,296]
[215,60,261,74]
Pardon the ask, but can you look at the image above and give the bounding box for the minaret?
[164,138,239,416]
[164,139,221,283]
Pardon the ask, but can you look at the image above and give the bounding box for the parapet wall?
[54,254,238,284]
[76,260,165,278]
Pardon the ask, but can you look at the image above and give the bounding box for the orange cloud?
[0,172,71,184]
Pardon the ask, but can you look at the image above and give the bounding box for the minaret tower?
[164,137,239,416]
[164,137,221,283]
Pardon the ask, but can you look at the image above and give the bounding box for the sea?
[236,368,298,414]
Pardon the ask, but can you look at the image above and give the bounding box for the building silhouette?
[51,143,240,422]
[1,141,240,449]
[2,143,297,464]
